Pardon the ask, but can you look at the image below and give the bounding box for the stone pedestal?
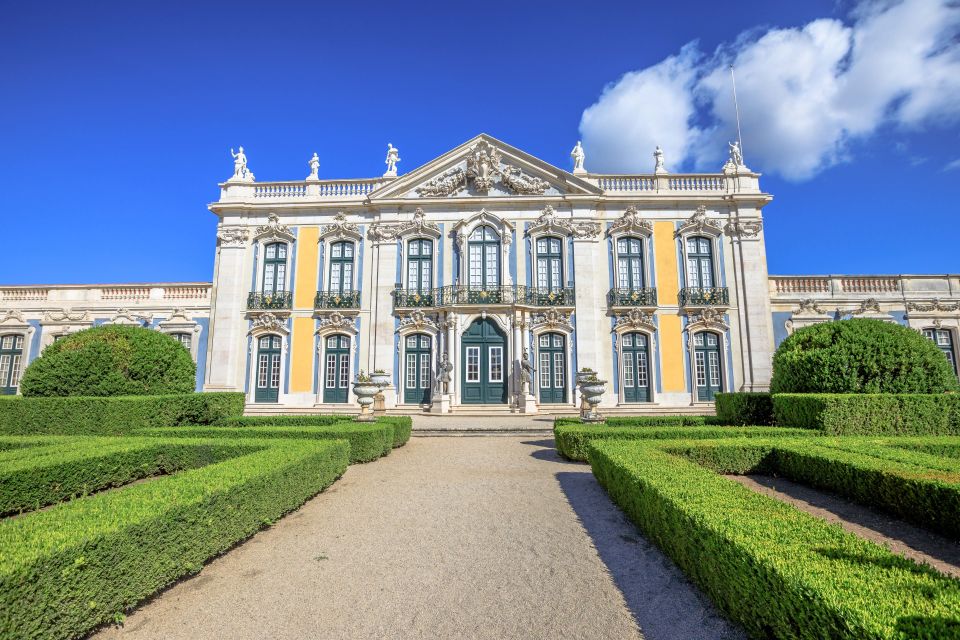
[373,392,386,415]
[519,393,539,414]
[431,393,452,414]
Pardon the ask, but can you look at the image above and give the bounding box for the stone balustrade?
[232,179,384,203]
[595,173,733,195]
[0,283,211,304]
[769,275,960,299]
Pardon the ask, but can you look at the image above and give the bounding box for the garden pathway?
[93,435,742,640]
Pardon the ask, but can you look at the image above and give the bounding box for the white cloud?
[944,158,960,172]
[579,0,960,181]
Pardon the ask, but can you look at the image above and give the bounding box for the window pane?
[470,228,483,241]
[489,347,503,382]
[699,239,710,254]
[10,355,21,385]
[266,244,276,259]
[325,354,336,388]
[617,239,627,254]
[622,334,632,347]
[637,352,648,387]
[409,241,420,256]
[694,333,704,347]
[553,352,564,389]
[695,352,706,386]
[338,354,350,388]
[539,335,549,347]
[550,258,561,289]
[420,354,430,389]
[630,239,640,254]
[540,352,551,389]
[537,239,547,254]
[687,238,697,254]
[264,266,275,292]
[339,336,349,349]
[553,335,562,348]
[407,260,419,290]
[617,258,629,290]
[623,352,634,387]
[332,243,342,258]
[699,258,713,288]
[344,243,354,258]
[406,354,417,389]
[420,261,431,291]
[273,337,281,349]
[13,336,23,350]
[485,244,498,286]
[276,264,286,290]
[327,337,336,348]
[537,258,548,289]
[1,336,11,349]
[469,245,482,287]
[407,336,417,348]
[630,257,642,289]
[635,333,646,347]
[466,347,480,382]
[708,351,721,387]
[270,355,281,388]
[421,336,430,348]
[258,354,269,388]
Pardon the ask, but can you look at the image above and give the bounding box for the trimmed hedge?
[589,438,960,639]
[714,392,773,425]
[20,324,196,397]
[553,423,812,461]
[553,415,715,429]
[0,437,349,640]
[770,318,960,394]
[138,423,392,463]
[0,393,245,435]
[0,436,253,515]
[215,415,413,448]
[773,393,960,435]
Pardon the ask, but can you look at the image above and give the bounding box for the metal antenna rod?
[730,64,744,163]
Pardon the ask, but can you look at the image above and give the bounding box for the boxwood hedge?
[0,436,254,515]
[714,392,773,425]
[773,393,960,435]
[553,423,812,461]
[0,437,349,640]
[139,423,392,463]
[589,438,960,639]
[0,393,245,435]
[553,415,716,429]
[212,415,412,447]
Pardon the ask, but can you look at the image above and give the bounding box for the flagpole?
[730,64,744,164]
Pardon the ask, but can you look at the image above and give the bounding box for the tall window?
[536,237,563,291]
[262,242,288,294]
[924,328,957,375]
[616,237,645,289]
[694,331,723,401]
[407,239,433,293]
[254,335,282,403]
[0,335,24,395]
[686,237,714,289]
[329,241,355,294]
[468,226,500,289]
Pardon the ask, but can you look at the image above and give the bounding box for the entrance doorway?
[461,318,507,404]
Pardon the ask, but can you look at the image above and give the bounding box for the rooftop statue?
[654,145,666,174]
[307,152,320,180]
[570,140,586,174]
[384,143,401,177]
[229,146,255,182]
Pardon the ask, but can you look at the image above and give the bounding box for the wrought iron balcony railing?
[392,285,577,309]
[607,287,658,307]
[247,291,292,310]
[678,287,729,307]
[392,288,436,308]
[519,286,576,306]
[315,289,361,309]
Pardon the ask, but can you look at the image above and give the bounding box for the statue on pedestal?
[728,141,743,167]
[384,143,401,177]
[307,152,320,180]
[437,353,453,394]
[570,140,586,174]
[520,349,535,394]
[230,146,254,182]
[654,146,666,174]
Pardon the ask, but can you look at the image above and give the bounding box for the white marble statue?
[384,143,401,177]
[437,353,453,394]
[230,146,254,181]
[570,140,586,174]
[654,145,665,174]
[520,349,535,393]
[307,152,320,180]
[729,140,743,167]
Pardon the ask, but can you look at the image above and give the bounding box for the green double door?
[621,332,650,402]
[323,335,351,403]
[538,332,566,403]
[461,318,507,404]
[404,334,432,405]
[694,332,723,401]
[254,336,281,403]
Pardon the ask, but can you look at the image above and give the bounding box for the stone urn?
[579,378,607,423]
[352,378,380,422]
[575,370,596,413]
[370,371,391,388]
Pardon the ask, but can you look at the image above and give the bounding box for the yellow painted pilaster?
[294,227,320,309]
[653,221,686,393]
[290,316,315,393]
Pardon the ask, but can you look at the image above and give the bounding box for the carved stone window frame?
[452,209,515,287]
[157,308,203,362]
[684,311,731,402]
[395,312,441,405]
[318,212,362,297]
[611,309,658,405]
[0,311,35,393]
[315,318,359,405]
[245,314,290,405]
[675,206,724,293]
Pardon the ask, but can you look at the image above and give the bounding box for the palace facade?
[1,134,957,412]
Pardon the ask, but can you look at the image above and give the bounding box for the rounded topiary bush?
[770,318,960,394]
[20,325,195,397]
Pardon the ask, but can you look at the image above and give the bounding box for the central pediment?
[368,134,602,201]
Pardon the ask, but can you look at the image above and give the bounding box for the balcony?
[247,291,292,310]
[392,285,576,310]
[315,290,361,310]
[678,287,729,307]
[607,287,658,308]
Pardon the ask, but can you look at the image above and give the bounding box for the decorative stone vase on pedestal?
[579,378,607,423]
[353,376,380,422]
[576,369,595,415]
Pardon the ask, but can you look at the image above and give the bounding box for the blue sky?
[1,0,958,284]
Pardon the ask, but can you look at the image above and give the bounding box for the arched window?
[693,331,722,401]
[254,335,282,403]
[171,332,192,351]
[407,239,433,293]
[0,335,24,395]
[467,226,500,290]
[403,333,432,405]
[686,236,714,289]
[621,332,650,402]
[329,241,355,295]
[536,237,563,292]
[322,334,351,403]
[616,237,645,290]
[262,242,288,295]
[924,328,958,375]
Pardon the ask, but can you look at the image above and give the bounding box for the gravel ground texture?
[92,436,742,640]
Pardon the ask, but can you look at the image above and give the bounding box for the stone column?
[370,238,399,407]
[204,226,251,393]
[512,313,523,404]
[571,228,611,396]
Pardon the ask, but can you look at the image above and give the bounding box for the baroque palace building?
[1,134,957,411]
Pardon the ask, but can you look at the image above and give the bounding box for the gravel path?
[92,437,742,640]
